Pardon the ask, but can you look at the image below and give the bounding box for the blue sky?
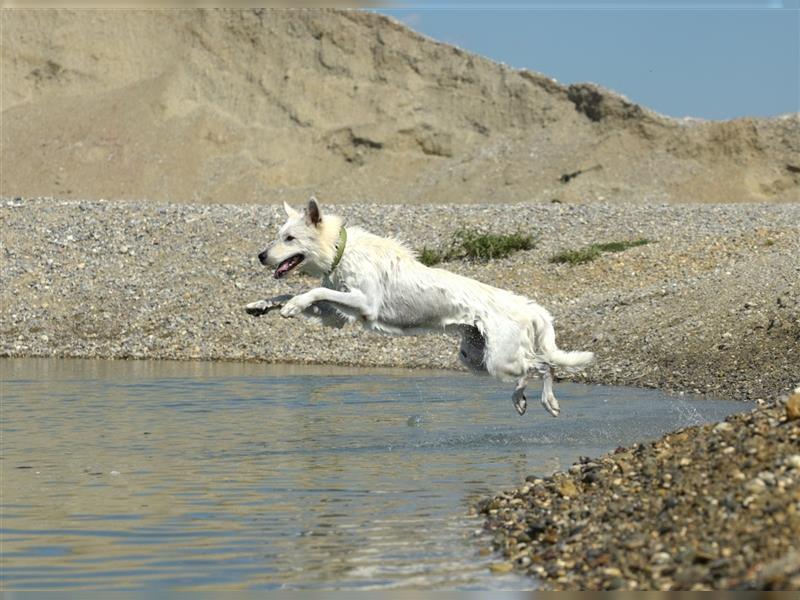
[376,2,799,120]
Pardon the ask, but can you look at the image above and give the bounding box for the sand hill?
[2,8,798,204]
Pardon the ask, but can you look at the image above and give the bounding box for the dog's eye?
[285,235,295,242]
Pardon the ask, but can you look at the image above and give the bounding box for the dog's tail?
[529,306,594,371]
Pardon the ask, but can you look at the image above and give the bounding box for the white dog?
[246,198,594,417]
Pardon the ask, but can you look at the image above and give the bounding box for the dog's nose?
[258,250,269,265]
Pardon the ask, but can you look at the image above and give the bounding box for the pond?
[1,358,746,590]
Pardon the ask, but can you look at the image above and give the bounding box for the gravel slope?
[479,395,800,590]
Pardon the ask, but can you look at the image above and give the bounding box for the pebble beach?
[2,196,799,589]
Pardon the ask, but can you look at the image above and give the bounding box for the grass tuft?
[550,238,653,265]
[594,239,652,253]
[418,228,537,266]
[451,229,537,261]
[549,245,602,265]
[418,246,446,267]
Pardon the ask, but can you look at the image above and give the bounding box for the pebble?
[786,393,800,421]
[713,422,734,434]
[489,562,514,574]
[744,478,767,494]
[555,479,579,498]
[652,552,672,565]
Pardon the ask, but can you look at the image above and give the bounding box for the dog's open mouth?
[274,254,304,279]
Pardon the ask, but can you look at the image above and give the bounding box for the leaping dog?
[246,199,594,416]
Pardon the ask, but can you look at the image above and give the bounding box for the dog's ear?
[306,196,322,227]
[283,201,300,219]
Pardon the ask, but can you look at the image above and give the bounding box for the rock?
[652,552,672,565]
[786,393,800,420]
[516,556,532,568]
[745,478,767,494]
[555,479,580,498]
[583,471,603,484]
[489,562,514,574]
[713,421,734,434]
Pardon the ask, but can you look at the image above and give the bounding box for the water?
[1,358,746,591]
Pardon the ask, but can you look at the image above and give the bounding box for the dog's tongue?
[274,255,302,279]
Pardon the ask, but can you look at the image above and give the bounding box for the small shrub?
[451,229,537,261]
[594,239,652,253]
[551,238,653,265]
[550,245,602,265]
[417,228,537,266]
[418,246,445,267]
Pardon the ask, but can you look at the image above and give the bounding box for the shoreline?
[2,197,799,590]
[478,394,800,590]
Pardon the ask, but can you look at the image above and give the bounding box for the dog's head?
[258,197,342,279]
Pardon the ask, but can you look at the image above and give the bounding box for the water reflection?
[1,358,745,590]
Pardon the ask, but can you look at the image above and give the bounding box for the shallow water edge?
[1,358,749,590]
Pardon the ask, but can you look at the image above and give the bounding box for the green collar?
[330,226,347,274]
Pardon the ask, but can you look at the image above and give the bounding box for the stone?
[556,479,580,498]
[745,478,767,494]
[489,562,514,574]
[786,393,800,420]
[652,552,672,565]
[713,421,734,434]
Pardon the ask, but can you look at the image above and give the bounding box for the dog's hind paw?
[512,390,527,416]
[542,394,560,418]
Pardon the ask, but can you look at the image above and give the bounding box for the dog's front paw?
[245,295,292,317]
[245,300,271,316]
[280,297,307,318]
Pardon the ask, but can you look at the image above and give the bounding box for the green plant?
[550,245,602,265]
[450,229,537,261]
[594,239,652,253]
[550,238,653,265]
[418,228,537,266]
[418,246,445,267]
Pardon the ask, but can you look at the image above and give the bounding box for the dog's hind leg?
[537,363,560,417]
[458,325,488,373]
[480,323,534,416]
[512,376,528,416]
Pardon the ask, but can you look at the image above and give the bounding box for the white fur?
[247,199,595,417]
